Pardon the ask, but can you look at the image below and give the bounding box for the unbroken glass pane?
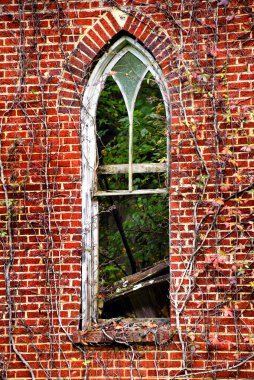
[112,51,147,118]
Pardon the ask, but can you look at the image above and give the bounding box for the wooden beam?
[105,274,169,302]
[109,259,169,292]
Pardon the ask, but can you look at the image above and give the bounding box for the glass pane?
[98,173,128,191]
[112,51,147,116]
[133,172,167,190]
[96,76,129,165]
[99,194,169,287]
[133,72,167,164]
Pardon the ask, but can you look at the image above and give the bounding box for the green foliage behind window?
[97,72,169,286]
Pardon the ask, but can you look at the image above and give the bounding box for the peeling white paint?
[133,284,142,290]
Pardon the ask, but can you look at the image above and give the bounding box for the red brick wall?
[0,0,254,379]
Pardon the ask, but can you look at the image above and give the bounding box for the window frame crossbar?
[97,162,167,174]
[94,188,168,196]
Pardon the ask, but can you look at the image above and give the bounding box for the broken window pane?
[98,194,169,319]
[133,73,167,163]
[98,173,128,191]
[99,194,169,285]
[100,264,170,319]
[133,172,167,190]
[95,50,169,320]
[97,76,128,165]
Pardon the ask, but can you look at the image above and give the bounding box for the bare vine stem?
[0,1,254,379]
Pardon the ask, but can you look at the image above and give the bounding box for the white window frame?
[81,36,171,328]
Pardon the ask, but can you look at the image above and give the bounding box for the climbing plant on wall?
[0,0,254,379]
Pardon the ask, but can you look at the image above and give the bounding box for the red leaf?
[210,47,219,57]
[241,145,252,152]
[226,13,235,21]
[223,306,233,317]
[218,0,229,6]
[210,333,220,345]
[222,146,232,155]
[212,198,224,206]
[221,185,230,192]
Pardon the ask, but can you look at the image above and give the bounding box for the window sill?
[73,319,172,346]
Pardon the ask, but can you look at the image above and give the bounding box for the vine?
[0,0,254,379]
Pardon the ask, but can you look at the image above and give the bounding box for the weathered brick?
[0,1,254,380]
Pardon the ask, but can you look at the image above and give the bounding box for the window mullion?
[129,118,133,192]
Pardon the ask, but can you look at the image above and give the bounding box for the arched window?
[81,36,170,327]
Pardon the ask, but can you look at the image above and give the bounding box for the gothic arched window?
[81,36,170,327]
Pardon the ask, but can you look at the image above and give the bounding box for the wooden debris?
[100,259,169,318]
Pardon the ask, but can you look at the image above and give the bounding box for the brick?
[1,1,254,380]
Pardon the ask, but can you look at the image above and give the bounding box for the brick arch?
[58,10,173,114]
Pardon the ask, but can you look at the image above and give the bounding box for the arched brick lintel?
[58,10,173,114]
